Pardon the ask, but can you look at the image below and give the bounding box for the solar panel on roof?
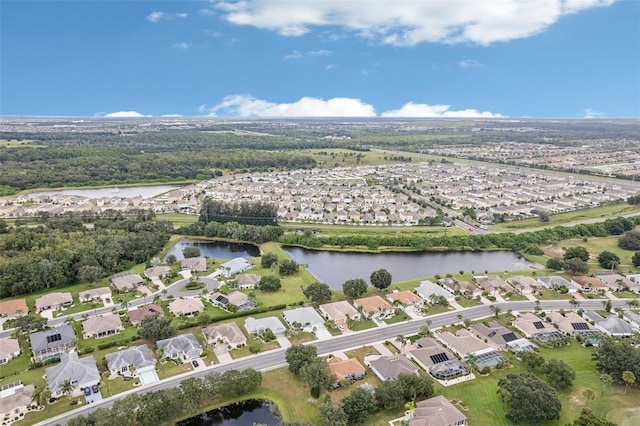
[571,322,589,330]
[502,332,517,342]
[533,321,545,329]
[429,352,449,364]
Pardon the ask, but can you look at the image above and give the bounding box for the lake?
[284,247,542,290]
[27,184,180,199]
[165,239,261,261]
[177,399,281,426]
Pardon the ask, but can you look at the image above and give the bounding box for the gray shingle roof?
[105,345,156,372]
[30,325,76,353]
[46,353,100,395]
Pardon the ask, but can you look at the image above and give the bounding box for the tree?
[546,258,564,271]
[597,251,620,270]
[582,388,596,406]
[564,246,590,262]
[319,397,348,426]
[77,265,104,283]
[397,373,433,400]
[279,259,300,275]
[180,377,205,414]
[520,351,545,372]
[544,359,576,390]
[166,254,177,265]
[343,279,368,299]
[564,258,589,274]
[619,230,640,250]
[261,252,279,268]
[258,274,282,292]
[538,210,550,222]
[61,379,75,398]
[593,338,640,384]
[489,305,501,319]
[622,370,636,394]
[603,299,612,313]
[285,344,318,376]
[138,314,176,342]
[632,252,640,268]
[299,359,333,395]
[12,314,47,333]
[182,246,201,258]
[571,408,617,426]
[599,373,612,397]
[218,369,262,398]
[497,372,561,423]
[569,298,580,311]
[370,269,392,291]
[341,386,376,425]
[375,380,405,409]
[303,282,332,304]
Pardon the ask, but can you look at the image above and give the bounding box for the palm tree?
[600,373,612,397]
[61,379,75,398]
[582,388,596,406]
[396,334,407,353]
[120,299,130,311]
[162,289,168,300]
[622,371,636,394]
[489,305,501,319]
[153,294,161,304]
[627,299,640,308]
[569,298,580,312]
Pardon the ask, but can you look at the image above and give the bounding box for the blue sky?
[1,0,639,118]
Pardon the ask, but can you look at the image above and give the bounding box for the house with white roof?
[46,353,100,398]
[157,334,202,361]
[415,280,455,303]
[105,345,157,380]
[282,307,325,332]
[0,338,20,365]
[219,258,253,277]
[244,316,287,337]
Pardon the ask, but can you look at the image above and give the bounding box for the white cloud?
[206,94,377,117]
[103,111,151,118]
[283,49,332,60]
[171,42,190,49]
[214,0,616,46]
[459,59,483,69]
[146,11,188,23]
[161,114,184,117]
[381,102,503,118]
[584,108,606,118]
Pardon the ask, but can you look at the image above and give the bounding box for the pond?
[165,239,261,261]
[177,399,281,426]
[284,247,542,290]
[27,184,180,199]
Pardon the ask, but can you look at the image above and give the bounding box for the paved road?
[37,298,633,426]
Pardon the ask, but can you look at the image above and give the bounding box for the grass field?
[545,235,636,270]
[156,212,199,228]
[491,203,640,232]
[305,148,420,168]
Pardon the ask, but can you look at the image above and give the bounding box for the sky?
[1,0,639,118]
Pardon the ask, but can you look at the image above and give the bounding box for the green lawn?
[538,288,574,300]
[156,212,200,228]
[547,236,637,270]
[229,336,280,359]
[347,318,377,331]
[384,311,411,325]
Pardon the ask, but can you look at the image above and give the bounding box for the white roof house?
[157,334,202,360]
[282,307,325,330]
[415,280,456,302]
[168,298,204,317]
[0,338,20,365]
[46,353,100,398]
[583,311,634,337]
[244,316,287,337]
[219,258,253,277]
[105,345,156,377]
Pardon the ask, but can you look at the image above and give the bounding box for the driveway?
[276,335,291,349]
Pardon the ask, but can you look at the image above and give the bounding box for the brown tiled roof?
[129,304,164,325]
[0,299,28,316]
[328,356,366,381]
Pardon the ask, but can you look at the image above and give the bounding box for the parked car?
[192,360,199,368]
[83,387,91,397]
[91,385,100,394]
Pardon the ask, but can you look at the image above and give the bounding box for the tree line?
[0,215,169,297]
[199,198,278,226]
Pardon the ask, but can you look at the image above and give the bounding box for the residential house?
[537,276,580,293]
[571,276,608,293]
[78,288,112,304]
[30,325,76,362]
[407,338,469,381]
[594,272,640,293]
[129,304,164,326]
[203,323,247,348]
[387,290,424,310]
[0,299,28,318]
[82,313,124,339]
[157,334,202,361]
[168,298,204,317]
[319,301,360,326]
[546,311,601,341]
[409,395,467,426]
[415,280,456,303]
[46,353,100,398]
[436,329,492,358]
[473,276,515,295]
[282,307,325,331]
[208,291,256,312]
[583,311,634,338]
[328,356,366,383]
[34,292,73,312]
[144,266,171,280]
[234,273,261,290]
[471,321,524,351]
[367,355,419,381]
[105,345,157,378]
[219,258,253,277]
[506,276,538,295]
[244,316,287,337]
[457,281,483,299]
[623,310,640,330]
[353,295,395,319]
[181,257,207,273]
[0,338,20,364]
[0,382,35,421]
[110,272,144,293]
[512,312,565,344]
